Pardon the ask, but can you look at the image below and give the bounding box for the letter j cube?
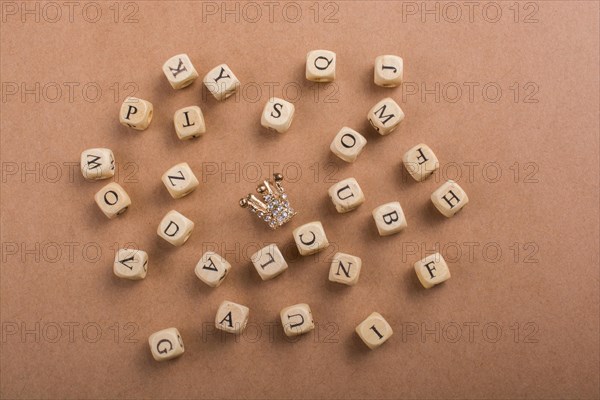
[372,201,407,236]
[148,327,184,362]
[431,180,469,217]
[157,210,194,246]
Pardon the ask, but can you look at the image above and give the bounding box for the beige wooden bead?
[280,303,315,337]
[148,327,184,361]
[174,106,205,140]
[367,97,404,135]
[250,244,288,280]
[215,300,249,334]
[113,248,148,280]
[403,143,439,182]
[328,252,361,286]
[306,50,336,82]
[261,97,295,133]
[372,201,407,236]
[293,221,329,256]
[355,312,393,350]
[161,162,199,199]
[94,182,131,219]
[157,210,194,246]
[328,177,365,213]
[414,253,451,289]
[330,127,367,163]
[431,180,469,217]
[80,148,115,180]
[162,54,198,89]
[119,97,153,130]
[374,55,403,87]
[195,251,231,288]
[203,64,240,101]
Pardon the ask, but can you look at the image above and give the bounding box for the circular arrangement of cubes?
[79,50,470,358]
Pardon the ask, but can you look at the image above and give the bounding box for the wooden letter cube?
[203,64,240,101]
[403,143,439,182]
[215,300,249,334]
[330,127,367,163]
[372,201,407,236]
[148,327,184,361]
[431,180,469,217]
[280,303,315,337]
[306,50,336,82]
[195,251,231,288]
[329,252,361,286]
[174,106,206,140]
[414,253,451,289]
[114,248,148,280]
[119,97,153,130]
[374,55,404,87]
[251,244,288,280]
[162,53,198,89]
[293,221,329,256]
[328,177,365,213]
[161,162,199,199]
[80,148,114,180]
[356,312,393,350]
[367,97,404,135]
[157,210,194,246]
[94,182,131,219]
[261,97,295,133]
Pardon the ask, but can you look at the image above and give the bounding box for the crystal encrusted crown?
[239,173,296,229]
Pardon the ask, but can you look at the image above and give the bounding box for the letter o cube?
[94,182,131,219]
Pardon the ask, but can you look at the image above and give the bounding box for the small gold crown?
[239,173,296,229]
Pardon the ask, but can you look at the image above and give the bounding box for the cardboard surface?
[1,1,599,398]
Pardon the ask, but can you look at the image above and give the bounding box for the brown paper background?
[1,1,599,398]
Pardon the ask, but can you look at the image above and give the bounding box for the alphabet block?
[162,54,198,89]
[431,180,469,217]
[157,210,194,246]
[355,312,393,350]
[174,106,206,140]
[251,244,288,280]
[374,55,403,87]
[195,251,231,288]
[328,252,361,286]
[261,97,295,133]
[215,300,249,334]
[293,221,329,255]
[114,248,148,280]
[306,50,336,82]
[80,148,114,180]
[330,127,367,163]
[372,201,407,236]
[280,303,315,337]
[402,143,439,182]
[414,253,450,289]
[203,64,240,101]
[328,177,365,213]
[119,97,153,130]
[94,182,131,219]
[367,97,404,135]
[161,162,199,199]
[148,327,184,361]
